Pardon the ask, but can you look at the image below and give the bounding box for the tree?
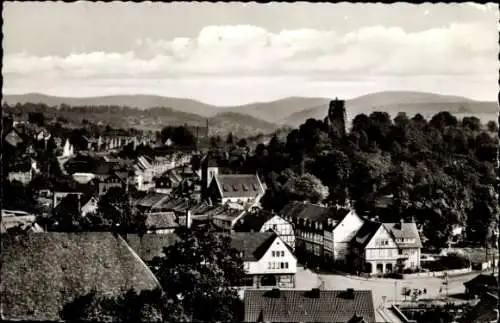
[284,173,329,204]
[160,126,196,147]
[237,138,248,148]
[486,120,498,133]
[61,288,167,323]
[151,225,245,322]
[226,132,234,146]
[28,112,45,126]
[462,116,481,132]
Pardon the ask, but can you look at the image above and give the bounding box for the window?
[281,251,284,257]
[272,251,275,257]
[399,250,403,255]
[281,262,284,269]
[272,262,276,269]
[285,262,289,269]
[273,224,278,231]
[268,262,272,269]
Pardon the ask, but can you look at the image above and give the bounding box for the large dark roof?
[233,210,280,232]
[215,174,264,199]
[1,232,160,322]
[244,289,375,323]
[352,221,382,248]
[124,233,180,263]
[53,193,95,215]
[230,232,277,261]
[280,201,348,224]
[464,274,498,289]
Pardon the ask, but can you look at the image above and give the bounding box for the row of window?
[267,262,289,269]
[272,250,285,257]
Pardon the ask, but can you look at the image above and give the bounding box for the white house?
[323,209,364,265]
[351,220,422,275]
[231,232,297,288]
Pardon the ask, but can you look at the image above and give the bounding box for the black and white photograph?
[1,2,499,322]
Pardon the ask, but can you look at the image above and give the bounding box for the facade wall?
[400,247,421,269]
[247,237,297,275]
[8,171,32,184]
[261,215,295,249]
[333,212,364,260]
[364,227,399,274]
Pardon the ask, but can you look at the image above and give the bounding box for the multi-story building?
[351,220,422,275]
[231,232,297,288]
[234,209,295,249]
[280,201,364,266]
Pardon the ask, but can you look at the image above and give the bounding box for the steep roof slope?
[1,232,161,322]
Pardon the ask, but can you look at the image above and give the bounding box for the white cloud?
[4,22,496,80]
[3,22,498,104]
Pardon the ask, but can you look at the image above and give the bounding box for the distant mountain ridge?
[3,91,497,130]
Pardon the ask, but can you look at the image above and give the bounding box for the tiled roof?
[136,193,170,208]
[383,222,423,248]
[1,232,160,321]
[145,212,179,230]
[53,193,94,215]
[215,174,264,199]
[124,233,180,262]
[352,221,382,248]
[244,289,376,323]
[230,232,277,261]
[233,210,279,232]
[280,201,345,223]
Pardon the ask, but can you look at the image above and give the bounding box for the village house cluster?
[2,100,498,323]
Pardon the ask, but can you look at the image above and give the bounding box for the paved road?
[294,268,489,309]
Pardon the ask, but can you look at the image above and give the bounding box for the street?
[294,267,488,308]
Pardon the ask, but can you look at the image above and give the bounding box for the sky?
[2,2,499,106]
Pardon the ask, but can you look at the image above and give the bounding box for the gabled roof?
[145,212,179,230]
[1,232,160,322]
[352,221,383,248]
[53,193,95,215]
[234,210,282,232]
[215,174,264,199]
[280,201,345,223]
[230,232,277,261]
[244,289,375,323]
[383,222,423,248]
[124,233,181,263]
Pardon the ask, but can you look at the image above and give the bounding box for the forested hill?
[2,103,280,138]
